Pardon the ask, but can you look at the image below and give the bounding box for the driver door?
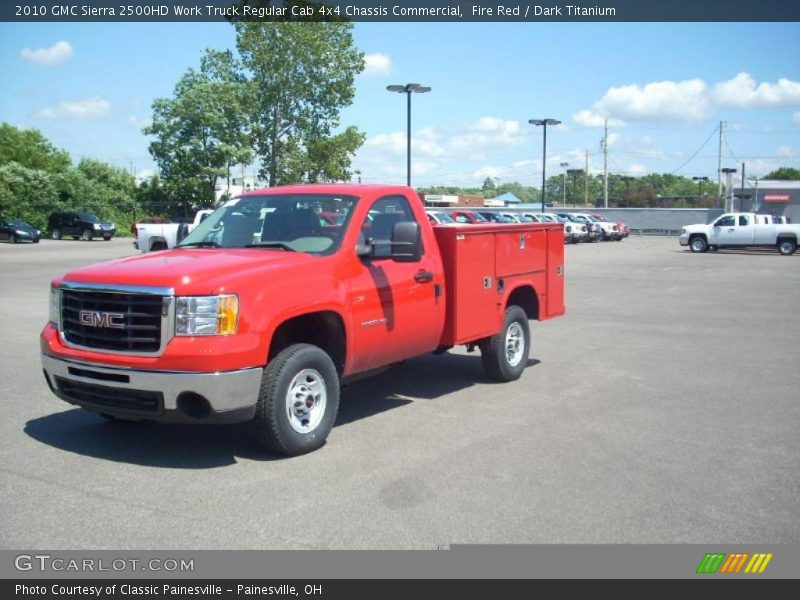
[347,195,444,373]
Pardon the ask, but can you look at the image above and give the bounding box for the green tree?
[234,21,365,185]
[0,162,58,229]
[145,51,252,206]
[0,122,71,173]
[764,167,800,180]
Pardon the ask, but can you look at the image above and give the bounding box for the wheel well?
[268,311,346,375]
[689,233,707,241]
[507,286,539,320]
[777,235,797,244]
[149,238,167,251]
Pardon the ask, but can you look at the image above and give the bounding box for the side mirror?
[391,221,422,263]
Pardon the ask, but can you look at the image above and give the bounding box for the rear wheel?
[81,229,93,241]
[103,235,112,241]
[480,305,530,382]
[51,228,62,240]
[252,344,340,456]
[777,239,797,256]
[689,236,708,253]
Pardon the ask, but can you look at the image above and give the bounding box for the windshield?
[78,212,100,223]
[178,193,358,254]
[471,212,488,222]
[431,212,454,223]
[8,219,30,228]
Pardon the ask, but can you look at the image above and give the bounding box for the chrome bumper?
[679,233,689,246]
[41,354,263,424]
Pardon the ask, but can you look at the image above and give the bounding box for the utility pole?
[740,163,745,211]
[584,149,589,206]
[717,121,723,205]
[603,118,609,208]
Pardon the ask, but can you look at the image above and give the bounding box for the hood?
[683,223,709,233]
[62,248,322,295]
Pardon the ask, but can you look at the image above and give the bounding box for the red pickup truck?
[41,185,565,455]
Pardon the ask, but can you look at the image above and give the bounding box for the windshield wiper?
[177,240,220,248]
[245,242,296,251]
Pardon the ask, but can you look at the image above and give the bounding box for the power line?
[670,124,720,175]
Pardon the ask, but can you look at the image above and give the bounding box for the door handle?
[414,270,434,283]
[728,228,735,232]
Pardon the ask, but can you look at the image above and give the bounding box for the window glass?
[715,216,736,227]
[738,215,749,226]
[362,195,418,258]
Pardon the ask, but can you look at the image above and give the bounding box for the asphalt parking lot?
[1,236,798,549]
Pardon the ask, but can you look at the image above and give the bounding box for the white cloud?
[135,169,155,182]
[628,164,647,175]
[714,72,800,108]
[471,166,505,180]
[775,145,799,158]
[794,111,800,124]
[20,41,73,67]
[606,132,621,148]
[641,135,656,145]
[595,78,713,122]
[572,110,625,128]
[364,128,444,157]
[362,53,391,77]
[35,96,111,119]
[128,115,153,128]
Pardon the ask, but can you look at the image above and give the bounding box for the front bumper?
[679,233,689,246]
[42,354,262,424]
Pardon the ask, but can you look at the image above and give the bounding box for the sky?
[1,21,799,190]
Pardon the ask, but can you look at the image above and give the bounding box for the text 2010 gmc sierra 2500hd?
[41,185,565,455]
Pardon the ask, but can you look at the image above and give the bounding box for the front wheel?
[9,234,17,244]
[777,239,797,256]
[51,228,62,240]
[689,236,708,253]
[252,344,340,456]
[480,305,530,382]
[81,229,93,241]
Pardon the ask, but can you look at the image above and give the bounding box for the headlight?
[175,295,238,336]
[93,223,101,230]
[49,286,61,327]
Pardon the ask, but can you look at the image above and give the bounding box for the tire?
[689,236,708,253]
[81,229,93,241]
[103,236,112,241]
[777,238,797,256]
[51,228,62,240]
[480,305,530,382]
[709,245,718,252]
[252,343,340,456]
[10,234,17,244]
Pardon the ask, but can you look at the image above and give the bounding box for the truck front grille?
[54,376,163,414]
[61,289,165,353]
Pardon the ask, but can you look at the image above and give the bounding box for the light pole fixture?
[560,162,569,206]
[387,83,431,187]
[567,169,582,206]
[721,168,737,212]
[751,176,760,212]
[354,169,362,184]
[692,176,709,203]
[529,118,561,212]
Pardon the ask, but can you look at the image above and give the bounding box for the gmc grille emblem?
[79,310,125,329]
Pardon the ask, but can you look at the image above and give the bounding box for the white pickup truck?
[680,212,800,255]
[135,210,213,252]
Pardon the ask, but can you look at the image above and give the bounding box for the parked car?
[0,218,41,243]
[450,210,489,224]
[135,209,213,252]
[425,210,456,225]
[591,214,626,240]
[554,213,591,242]
[48,212,115,241]
[131,217,169,236]
[573,213,620,241]
[680,212,800,255]
[477,211,516,223]
[500,212,524,223]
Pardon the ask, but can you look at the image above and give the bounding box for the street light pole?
[692,176,709,204]
[529,118,561,212]
[721,168,737,212]
[387,83,431,187]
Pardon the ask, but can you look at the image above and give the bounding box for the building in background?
[736,180,800,222]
